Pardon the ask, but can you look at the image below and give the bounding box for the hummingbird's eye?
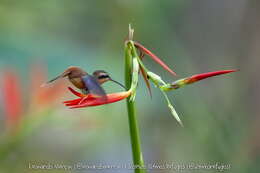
[98,75,109,79]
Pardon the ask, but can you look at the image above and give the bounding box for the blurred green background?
[0,0,259,172]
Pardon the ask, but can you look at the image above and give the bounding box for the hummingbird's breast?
[69,77,85,89]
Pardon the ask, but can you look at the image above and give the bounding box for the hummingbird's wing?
[81,75,107,98]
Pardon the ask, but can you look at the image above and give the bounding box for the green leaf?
[161,91,183,127]
[129,57,139,101]
[147,71,166,85]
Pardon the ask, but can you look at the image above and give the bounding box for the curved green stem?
[125,42,146,173]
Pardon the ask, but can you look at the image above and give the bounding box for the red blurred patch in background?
[2,70,22,131]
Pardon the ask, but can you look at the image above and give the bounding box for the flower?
[167,70,237,90]
[131,41,177,97]
[126,38,238,126]
[63,87,131,108]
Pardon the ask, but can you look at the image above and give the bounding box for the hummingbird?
[42,66,125,97]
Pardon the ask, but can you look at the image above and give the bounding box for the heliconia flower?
[63,87,131,108]
[2,70,22,130]
[162,70,237,91]
[132,41,177,98]
[134,41,177,76]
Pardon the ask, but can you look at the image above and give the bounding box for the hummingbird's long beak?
[109,78,126,90]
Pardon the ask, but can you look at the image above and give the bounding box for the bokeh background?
[0,0,259,172]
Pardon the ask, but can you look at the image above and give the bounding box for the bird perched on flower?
[42,66,125,96]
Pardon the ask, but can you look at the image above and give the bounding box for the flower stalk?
[124,26,146,173]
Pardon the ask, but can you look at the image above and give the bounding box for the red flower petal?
[170,69,237,89]
[184,70,237,84]
[134,41,177,76]
[63,87,131,108]
[63,98,82,106]
[68,87,85,97]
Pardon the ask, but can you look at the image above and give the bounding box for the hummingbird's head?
[93,70,126,89]
[93,70,110,84]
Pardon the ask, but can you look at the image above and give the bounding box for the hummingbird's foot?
[78,95,90,105]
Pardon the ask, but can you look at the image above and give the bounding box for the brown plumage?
[42,66,125,95]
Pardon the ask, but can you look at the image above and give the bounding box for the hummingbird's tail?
[41,70,71,87]
[41,75,62,87]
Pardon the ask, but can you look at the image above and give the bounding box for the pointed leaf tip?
[140,66,152,98]
[134,42,177,76]
[185,69,237,84]
[161,91,183,126]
